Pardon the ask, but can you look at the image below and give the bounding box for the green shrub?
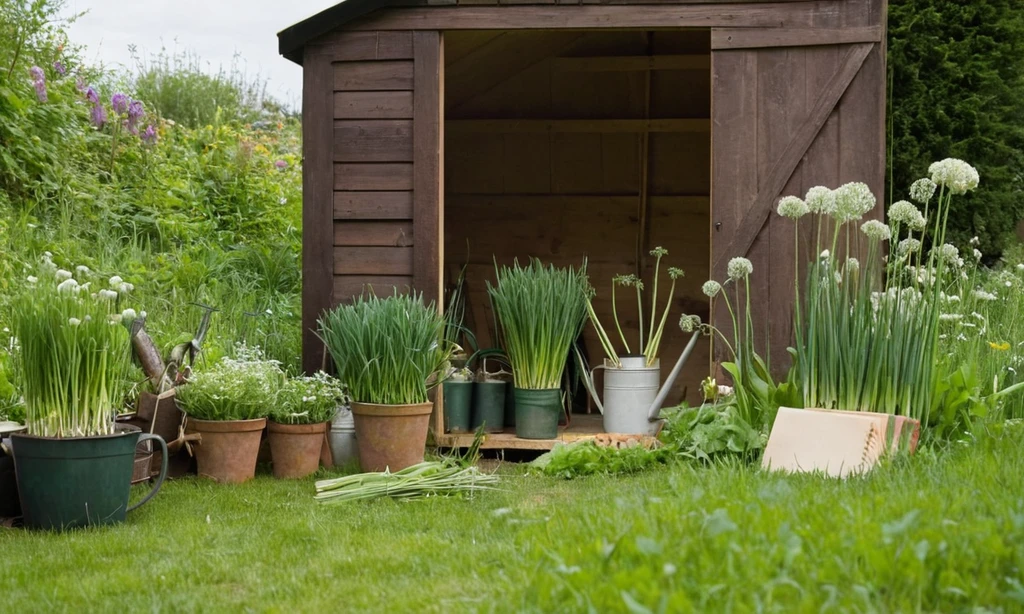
[270,372,346,425]
[177,344,284,421]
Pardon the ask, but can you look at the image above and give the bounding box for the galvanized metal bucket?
[596,356,662,436]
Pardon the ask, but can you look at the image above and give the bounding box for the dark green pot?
[443,381,473,433]
[503,382,516,427]
[11,429,168,531]
[514,388,562,440]
[471,381,506,433]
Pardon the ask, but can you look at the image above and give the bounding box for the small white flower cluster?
[776,195,809,219]
[678,314,702,333]
[973,289,998,302]
[845,258,860,274]
[928,158,980,195]
[898,238,922,256]
[701,280,722,298]
[805,186,837,215]
[933,243,963,268]
[833,182,877,223]
[887,200,927,231]
[939,313,963,322]
[860,220,892,242]
[909,178,938,205]
[727,257,753,281]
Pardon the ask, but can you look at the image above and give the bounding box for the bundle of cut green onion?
[314,461,498,504]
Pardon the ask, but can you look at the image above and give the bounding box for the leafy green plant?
[586,247,684,368]
[318,293,450,406]
[270,372,346,425]
[659,402,764,463]
[487,258,591,390]
[11,258,137,437]
[530,440,672,478]
[176,344,283,421]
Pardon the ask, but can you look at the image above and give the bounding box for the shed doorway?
[442,29,712,436]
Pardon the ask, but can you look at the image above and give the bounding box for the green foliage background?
[888,0,1024,258]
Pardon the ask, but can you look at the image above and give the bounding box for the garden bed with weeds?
[2,422,1023,612]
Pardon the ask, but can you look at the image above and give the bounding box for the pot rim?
[267,420,329,433]
[187,417,268,432]
[351,401,433,417]
[10,423,141,441]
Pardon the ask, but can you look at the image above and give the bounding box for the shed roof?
[279,0,421,64]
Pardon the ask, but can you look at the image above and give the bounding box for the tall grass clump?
[12,257,137,437]
[318,293,450,406]
[487,259,591,390]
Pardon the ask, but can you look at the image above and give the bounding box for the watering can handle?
[127,433,169,513]
[584,363,609,415]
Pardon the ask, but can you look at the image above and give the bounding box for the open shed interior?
[443,29,712,408]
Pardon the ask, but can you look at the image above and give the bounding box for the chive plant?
[12,257,137,437]
[587,247,684,368]
[176,343,284,421]
[778,159,981,425]
[487,259,591,390]
[318,293,450,406]
[270,372,347,425]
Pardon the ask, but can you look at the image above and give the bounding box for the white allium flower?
[118,282,134,293]
[679,314,702,333]
[43,251,52,259]
[898,238,921,255]
[969,236,980,246]
[67,317,82,326]
[909,178,938,205]
[820,249,831,260]
[973,249,983,261]
[108,275,123,287]
[26,275,38,284]
[55,269,73,281]
[1017,263,1024,272]
[139,310,147,319]
[56,278,79,294]
[946,295,961,304]
[717,385,734,398]
[934,243,960,266]
[861,220,892,242]
[972,312,985,321]
[832,182,876,223]
[702,280,722,298]
[846,258,860,274]
[109,314,123,324]
[939,314,962,322]
[928,158,980,195]
[888,200,924,228]
[727,257,753,280]
[973,290,997,301]
[777,195,809,219]
[121,308,138,321]
[98,289,118,301]
[1006,281,1013,288]
[75,265,90,276]
[805,186,836,215]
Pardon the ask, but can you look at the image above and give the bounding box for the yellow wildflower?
[989,341,1010,351]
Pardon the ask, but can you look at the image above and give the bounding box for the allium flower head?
[898,238,921,256]
[98,289,118,301]
[121,308,138,321]
[649,246,668,258]
[777,195,809,219]
[57,278,79,294]
[26,275,38,284]
[109,275,123,286]
[68,318,81,327]
[727,257,753,281]
[667,267,684,280]
[928,159,979,195]
[973,248,983,262]
[860,220,891,242]
[679,314,702,333]
[75,265,90,276]
[909,178,937,205]
[111,93,129,114]
[702,280,722,298]
[887,200,923,227]
[934,243,960,266]
[845,258,860,274]
[805,186,836,215]
[832,182,876,223]
[55,269,73,281]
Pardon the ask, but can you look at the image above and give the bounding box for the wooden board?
[434,414,606,450]
[335,91,414,119]
[312,31,414,61]
[334,191,414,219]
[333,275,413,302]
[333,61,415,91]
[334,163,414,191]
[335,246,414,275]
[334,120,414,162]
[334,220,414,246]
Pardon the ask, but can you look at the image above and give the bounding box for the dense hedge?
[888,0,1024,258]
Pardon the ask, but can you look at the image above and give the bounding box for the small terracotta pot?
[351,401,432,472]
[187,418,266,483]
[267,421,327,479]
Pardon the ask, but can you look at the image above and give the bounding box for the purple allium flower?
[90,103,107,128]
[86,87,99,103]
[111,93,129,115]
[53,61,66,76]
[141,124,158,145]
[274,160,287,170]
[30,66,44,81]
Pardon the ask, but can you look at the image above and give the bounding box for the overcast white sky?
[63,0,339,107]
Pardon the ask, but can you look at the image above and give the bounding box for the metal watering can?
[580,331,701,435]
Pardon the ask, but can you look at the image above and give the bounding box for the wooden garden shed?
[279,0,886,447]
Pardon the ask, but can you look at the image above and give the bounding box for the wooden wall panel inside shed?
[443,30,711,407]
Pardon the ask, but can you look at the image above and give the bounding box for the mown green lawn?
[2,423,1023,613]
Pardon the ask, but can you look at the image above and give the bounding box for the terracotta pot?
[186,418,266,483]
[351,401,432,472]
[267,421,327,479]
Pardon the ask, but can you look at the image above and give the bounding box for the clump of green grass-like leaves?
[177,343,284,421]
[318,292,450,406]
[13,257,137,437]
[270,371,347,425]
[487,259,591,390]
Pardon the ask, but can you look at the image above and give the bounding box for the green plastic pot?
[443,381,473,433]
[471,381,506,433]
[11,428,168,531]
[503,382,516,427]
[514,388,562,440]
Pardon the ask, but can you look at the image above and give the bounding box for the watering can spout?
[646,331,701,422]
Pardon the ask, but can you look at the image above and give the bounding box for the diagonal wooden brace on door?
[713,42,874,275]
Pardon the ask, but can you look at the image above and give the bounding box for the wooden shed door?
[710,32,885,371]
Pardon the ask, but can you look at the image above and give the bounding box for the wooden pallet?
[434,413,605,450]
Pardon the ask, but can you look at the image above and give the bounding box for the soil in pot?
[443,381,473,433]
[471,381,506,433]
[514,388,562,440]
[187,418,266,484]
[10,427,167,530]
[268,421,327,479]
[351,402,432,472]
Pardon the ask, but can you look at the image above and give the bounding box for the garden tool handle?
[127,433,168,512]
